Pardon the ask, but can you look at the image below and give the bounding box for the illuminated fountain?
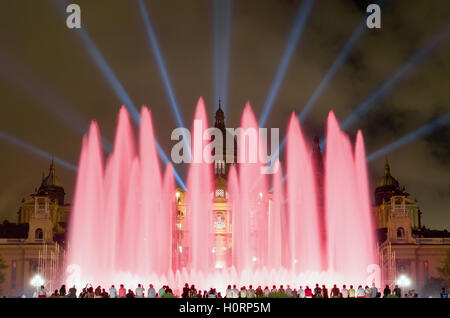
[66,98,377,293]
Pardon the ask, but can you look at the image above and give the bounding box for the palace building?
[173,102,235,270]
[374,159,421,230]
[17,160,70,237]
[0,107,449,296]
[375,160,450,291]
[172,103,327,271]
[0,161,67,296]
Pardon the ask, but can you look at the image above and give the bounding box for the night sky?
[0,1,449,229]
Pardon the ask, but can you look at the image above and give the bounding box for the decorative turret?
[213,99,236,177]
[214,99,225,132]
[374,157,406,205]
[386,195,416,244]
[377,157,399,188]
[37,160,65,205]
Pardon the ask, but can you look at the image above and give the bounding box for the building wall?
[0,241,61,297]
[378,196,450,291]
[18,199,69,235]
[174,188,233,270]
[380,243,450,290]
[375,198,420,230]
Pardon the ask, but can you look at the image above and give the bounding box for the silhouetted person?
[314,284,322,298]
[298,286,305,298]
[68,285,77,298]
[59,284,66,297]
[136,284,144,298]
[94,285,102,298]
[126,289,135,298]
[226,285,233,298]
[348,285,355,298]
[322,285,329,298]
[383,285,391,298]
[331,284,340,298]
[370,283,378,298]
[341,285,349,298]
[393,285,401,298]
[147,284,156,298]
[182,283,190,298]
[158,285,166,298]
[119,284,126,298]
[305,286,312,298]
[248,285,256,298]
[109,285,117,298]
[189,284,197,298]
[38,285,47,298]
[357,285,365,298]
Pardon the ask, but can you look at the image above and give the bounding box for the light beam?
[0,47,113,152]
[258,0,315,127]
[298,19,367,123]
[341,24,450,131]
[214,0,232,112]
[52,0,187,190]
[0,130,78,171]
[367,112,450,162]
[137,0,191,159]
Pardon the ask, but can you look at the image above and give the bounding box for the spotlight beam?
[268,15,367,162]
[0,131,78,171]
[258,0,315,127]
[262,2,387,162]
[298,0,385,123]
[52,0,187,190]
[367,112,450,162]
[298,20,367,123]
[137,0,192,160]
[214,0,232,112]
[0,47,113,152]
[341,24,450,131]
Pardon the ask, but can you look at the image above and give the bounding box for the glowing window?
[35,228,43,240]
[216,189,225,198]
[397,227,405,240]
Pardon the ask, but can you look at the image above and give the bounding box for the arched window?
[35,228,43,240]
[397,227,405,240]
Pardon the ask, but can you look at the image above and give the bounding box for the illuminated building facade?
[375,161,450,291]
[18,160,70,238]
[173,102,234,270]
[0,162,66,296]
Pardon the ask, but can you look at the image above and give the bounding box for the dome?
[40,160,64,189]
[377,160,399,188]
[36,160,66,205]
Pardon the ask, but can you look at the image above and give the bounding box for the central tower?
[211,99,233,269]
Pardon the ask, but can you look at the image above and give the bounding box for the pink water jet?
[231,103,269,271]
[186,98,214,273]
[268,159,284,270]
[286,113,322,272]
[66,101,377,291]
[325,111,376,284]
